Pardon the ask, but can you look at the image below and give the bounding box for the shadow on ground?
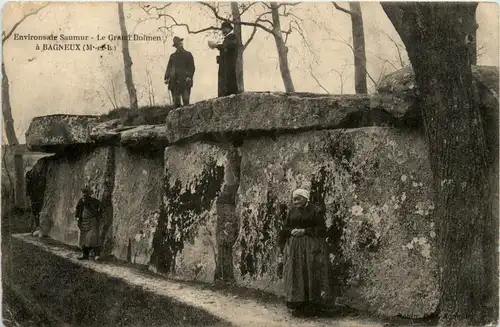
[1,209,438,327]
[3,237,232,327]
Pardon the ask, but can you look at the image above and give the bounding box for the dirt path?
[13,234,385,327]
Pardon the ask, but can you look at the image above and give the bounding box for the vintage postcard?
[1,2,499,326]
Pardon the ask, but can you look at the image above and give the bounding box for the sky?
[2,2,499,144]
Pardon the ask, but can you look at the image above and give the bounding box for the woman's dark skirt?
[283,235,333,314]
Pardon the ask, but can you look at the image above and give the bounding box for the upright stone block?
[150,142,232,283]
[39,147,114,247]
[111,147,164,265]
[236,127,437,318]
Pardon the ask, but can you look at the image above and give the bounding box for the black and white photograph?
[1,1,499,326]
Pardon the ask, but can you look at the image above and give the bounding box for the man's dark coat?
[165,49,195,92]
[217,32,240,97]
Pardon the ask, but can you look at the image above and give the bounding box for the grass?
[3,236,231,327]
[1,208,440,327]
[1,207,230,327]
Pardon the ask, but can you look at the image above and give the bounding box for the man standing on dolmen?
[165,36,195,108]
[209,21,240,97]
[75,186,102,261]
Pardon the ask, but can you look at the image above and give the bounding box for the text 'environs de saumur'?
[13,34,163,42]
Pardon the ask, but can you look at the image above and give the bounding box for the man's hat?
[81,186,92,194]
[221,21,233,31]
[172,36,183,47]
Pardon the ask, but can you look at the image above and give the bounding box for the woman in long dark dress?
[279,188,332,317]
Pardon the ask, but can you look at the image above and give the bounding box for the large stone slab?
[26,115,99,152]
[235,127,438,318]
[89,119,123,145]
[377,65,498,96]
[39,147,114,247]
[120,125,170,149]
[111,147,164,264]
[165,92,409,144]
[150,142,232,283]
[376,65,499,128]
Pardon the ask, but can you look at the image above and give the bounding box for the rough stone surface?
[25,156,51,218]
[164,93,409,144]
[89,119,123,144]
[39,147,114,247]
[111,147,164,265]
[149,142,228,283]
[376,65,499,127]
[27,92,427,152]
[26,115,99,152]
[377,65,498,96]
[120,125,170,149]
[235,127,438,318]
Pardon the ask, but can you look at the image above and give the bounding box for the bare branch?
[140,4,171,14]
[368,51,400,71]
[94,80,118,109]
[243,24,258,49]
[275,2,302,9]
[326,36,355,53]
[262,2,273,10]
[382,31,407,67]
[364,66,378,87]
[308,66,331,94]
[239,2,259,16]
[200,1,275,34]
[332,2,353,16]
[199,2,228,22]
[3,3,49,43]
[139,4,220,35]
[477,42,487,60]
[375,62,388,86]
[158,23,219,35]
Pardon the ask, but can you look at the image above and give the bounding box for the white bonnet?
[292,188,310,201]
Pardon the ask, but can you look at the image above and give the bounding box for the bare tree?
[2,3,49,145]
[140,68,156,106]
[231,2,245,91]
[332,2,367,94]
[268,2,295,92]
[200,1,306,92]
[141,2,304,93]
[308,61,350,95]
[118,3,138,110]
[94,80,120,110]
[139,3,257,92]
[382,2,497,325]
[469,20,479,65]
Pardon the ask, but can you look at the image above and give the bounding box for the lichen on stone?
[151,144,225,279]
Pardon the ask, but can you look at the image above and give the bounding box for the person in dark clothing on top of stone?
[209,21,240,97]
[165,36,195,108]
[75,186,103,261]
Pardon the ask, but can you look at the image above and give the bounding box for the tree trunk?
[382,3,497,325]
[230,3,244,92]
[469,19,478,65]
[2,61,19,146]
[14,154,25,207]
[270,3,295,93]
[349,2,367,94]
[117,3,138,110]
